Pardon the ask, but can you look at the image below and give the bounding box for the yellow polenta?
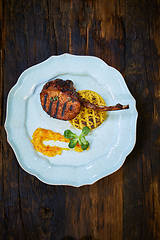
[70,90,107,129]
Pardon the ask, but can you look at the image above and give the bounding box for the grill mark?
[48,100,53,116]
[43,94,48,110]
[62,102,67,117]
[53,100,59,118]
[70,105,73,111]
[61,88,72,92]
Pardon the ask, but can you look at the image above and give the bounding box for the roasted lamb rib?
[40,79,129,120]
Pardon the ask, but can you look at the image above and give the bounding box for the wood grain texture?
[0,0,160,239]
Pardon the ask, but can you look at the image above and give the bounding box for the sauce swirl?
[31,128,83,157]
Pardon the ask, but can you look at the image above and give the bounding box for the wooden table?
[1,1,160,239]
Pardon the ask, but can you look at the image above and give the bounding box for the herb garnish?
[50,96,59,101]
[64,126,90,150]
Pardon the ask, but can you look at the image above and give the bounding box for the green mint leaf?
[79,136,87,145]
[64,130,78,139]
[81,141,89,150]
[68,139,78,148]
[64,127,91,151]
[81,126,90,136]
[50,96,59,101]
[79,136,89,150]
[53,96,59,101]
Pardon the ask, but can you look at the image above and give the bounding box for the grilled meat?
[40,79,129,120]
[40,79,81,120]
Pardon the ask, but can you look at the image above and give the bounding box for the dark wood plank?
[0,0,160,239]
[122,0,160,239]
[1,1,67,239]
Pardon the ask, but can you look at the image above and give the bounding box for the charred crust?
[44,82,51,89]
[116,103,123,108]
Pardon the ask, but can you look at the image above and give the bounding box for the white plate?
[5,54,138,187]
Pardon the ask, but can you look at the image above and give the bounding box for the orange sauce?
[31,128,84,157]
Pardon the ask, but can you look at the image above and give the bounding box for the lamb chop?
[40,79,129,121]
